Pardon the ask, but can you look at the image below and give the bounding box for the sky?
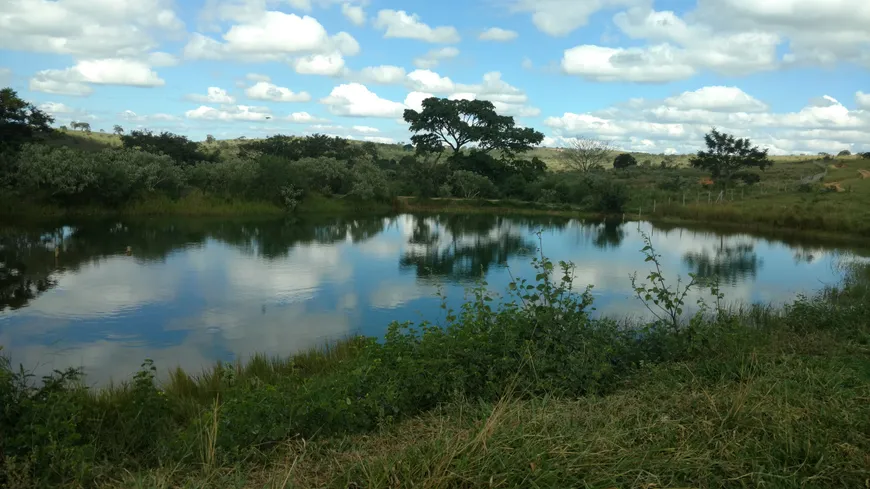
[1,0,868,155]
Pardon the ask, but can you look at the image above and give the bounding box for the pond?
[1,214,866,385]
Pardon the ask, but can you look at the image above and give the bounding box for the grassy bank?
[2,237,869,488]
[399,189,870,239]
[1,192,395,219]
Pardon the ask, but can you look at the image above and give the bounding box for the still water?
[1,214,865,385]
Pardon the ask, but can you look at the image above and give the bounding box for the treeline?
[0,88,639,213]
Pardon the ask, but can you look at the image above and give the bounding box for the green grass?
[3,241,869,488]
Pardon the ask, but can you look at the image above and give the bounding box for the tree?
[121,129,217,166]
[113,124,124,135]
[861,152,870,159]
[690,128,771,182]
[560,137,611,173]
[613,153,637,169]
[206,134,216,144]
[403,97,543,158]
[0,87,54,153]
[837,149,851,157]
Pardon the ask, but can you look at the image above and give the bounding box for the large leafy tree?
[690,128,771,181]
[403,97,544,158]
[1,87,54,153]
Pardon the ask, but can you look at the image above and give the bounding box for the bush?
[594,181,629,213]
[613,153,638,169]
[450,170,497,199]
[837,150,851,157]
[120,130,217,166]
[14,144,185,206]
[349,161,390,201]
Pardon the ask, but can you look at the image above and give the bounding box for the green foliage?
[0,87,54,156]
[121,129,217,166]
[449,170,498,199]
[593,180,629,213]
[14,144,185,206]
[837,149,851,157]
[690,128,772,181]
[613,152,638,169]
[403,97,543,158]
[241,133,370,163]
[112,125,123,135]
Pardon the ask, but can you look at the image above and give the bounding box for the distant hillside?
[48,129,848,171]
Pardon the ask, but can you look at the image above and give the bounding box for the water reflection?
[0,214,865,385]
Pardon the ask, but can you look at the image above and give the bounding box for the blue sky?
[1,0,868,154]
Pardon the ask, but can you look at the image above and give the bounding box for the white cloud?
[403,91,433,113]
[38,102,75,115]
[286,111,329,123]
[403,70,539,118]
[663,86,768,112]
[352,125,379,133]
[413,47,460,69]
[183,11,359,61]
[321,83,407,118]
[543,86,870,154]
[374,10,460,43]
[0,67,10,85]
[358,65,407,84]
[407,69,455,93]
[562,44,697,82]
[692,0,870,68]
[246,73,271,82]
[363,136,395,144]
[292,53,348,76]
[186,104,273,121]
[188,86,236,104]
[857,91,870,110]
[245,81,311,102]
[30,59,164,96]
[0,0,184,58]
[508,0,637,36]
[120,110,178,122]
[341,2,366,26]
[479,27,518,41]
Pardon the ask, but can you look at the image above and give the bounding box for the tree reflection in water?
[683,239,762,286]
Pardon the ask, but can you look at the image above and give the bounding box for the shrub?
[837,149,851,157]
[14,144,185,206]
[120,130,217,166]
[450,170,497,199]
[613,153,638,169]
[594,181,629,213]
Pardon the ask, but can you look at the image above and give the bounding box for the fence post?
[638,207,642,220]
[653,200,656,213]
[683,193,686,206]
[708,191,711,204]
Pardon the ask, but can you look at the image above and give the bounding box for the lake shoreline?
[3,252,869,488]
[398,196,870,245]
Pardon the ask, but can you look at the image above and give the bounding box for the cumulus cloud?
[374,10,460,43]
[245,81,311,102]
[292,53,348,76]
[543,86,870,154]
[30,59,164,96]
[320,83,407,118]
[341,2,366,26]
[403,70,539,118]
[857,91,870,110]
[120,110,178,122]
[479,27,518,41]
[186,104,273,121]
[0,0,184,58]
[413,47,460,69]
[183,11,359,61]
[187,87,236,104]
[357,65,407,84]
[663,86,768,112]
[286,111,329,123]
[508,0,636,37]
[246,73,271,82]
